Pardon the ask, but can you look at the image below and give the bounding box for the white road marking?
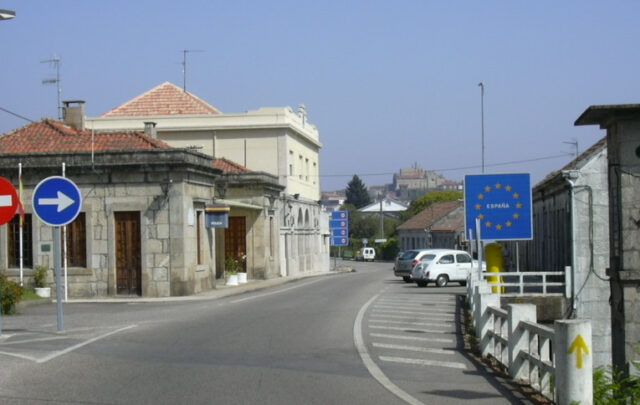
[373,306,455,315]
[230,278,325,303]
[371,312,452,320]
[354,295,425,405]
[380,356,467,370]
[36,325,137,364]
[0,336,67,345]
[369,319,452,327]
[372,342,456,355]
[369,325,451,334]
[375,303,454,310]
[370,333,453,343]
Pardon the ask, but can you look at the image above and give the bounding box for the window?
[197,210,203,265]
[289,150,294,176]
[8,214,32,268]
[299,155,303,179]
[439,254,454,264]
[456,254,472,264]
[305,158,309,181]
[313,162,317,184]
[66,213,86,267]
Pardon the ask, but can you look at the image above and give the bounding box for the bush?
[33,265,48,288]
[593,365,640,404]
[1,273,24,314]
[379,237,400,260]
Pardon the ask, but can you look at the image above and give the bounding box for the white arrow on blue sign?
[32,176,82,227]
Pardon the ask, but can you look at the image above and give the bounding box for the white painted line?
[0,350,39,361]
[375,303,454,310]
[230,278,325,303]
[378,298,455,304]
[369,319,452,327]
[373,305,454,314]
[1,336,67,345]
[354,295,425,405]
[36,325,137,364]
[371,312,452,320]
[370,333,453,343]
[380,356,467,370]
[0,195,12,207]
[369,325,451,334]
[373,342,456,355]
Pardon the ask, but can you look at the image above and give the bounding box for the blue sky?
[1,1,637,191]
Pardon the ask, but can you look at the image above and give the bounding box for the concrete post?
[508,304,537,382]
[478,285,500,357]
[555,319,592,405]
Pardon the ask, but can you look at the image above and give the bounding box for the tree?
[401,190,463,220]
[345,175,371,209]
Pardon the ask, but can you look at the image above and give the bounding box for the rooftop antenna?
[41,55,61,119]
[563,138,579,158]
[182,49,203,92]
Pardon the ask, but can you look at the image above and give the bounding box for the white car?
[355,247,376,262]
[410,249,484,287]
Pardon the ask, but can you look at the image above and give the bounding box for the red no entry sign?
[0,177,19,225]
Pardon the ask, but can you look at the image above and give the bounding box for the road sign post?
[32,176,82,333]
[0,177,20,336]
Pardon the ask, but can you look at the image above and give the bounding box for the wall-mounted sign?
[205,204,230,228]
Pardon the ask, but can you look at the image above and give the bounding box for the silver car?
[394,249,433,283]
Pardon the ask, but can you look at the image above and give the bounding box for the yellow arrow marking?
[568,335,590,369]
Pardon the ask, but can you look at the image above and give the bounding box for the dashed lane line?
[380,356,467,370]
[369,333,454,344]
[372,342,456,355]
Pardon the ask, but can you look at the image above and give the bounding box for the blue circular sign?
[32,176,82,227]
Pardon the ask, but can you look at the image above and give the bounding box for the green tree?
[401,190,463,220]
[345,175,371,209]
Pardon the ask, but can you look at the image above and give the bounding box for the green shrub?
[224,257,239,275]
[1,273,24,314]
[593,366,640,404]
[379,237,400,260]
[33,265,48,288]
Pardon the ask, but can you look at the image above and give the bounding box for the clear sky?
[1,1,637,191]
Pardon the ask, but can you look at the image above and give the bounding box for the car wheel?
[416,280,428,288]
[402,276,411,283]
[436,275,448,287]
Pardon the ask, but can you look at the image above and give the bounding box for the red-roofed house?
[396,200,465,251]
[88,83,330,277]
[0,114,223,298]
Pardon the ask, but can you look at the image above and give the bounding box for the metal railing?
[480,270,568,297]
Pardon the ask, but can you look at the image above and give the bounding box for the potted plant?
[225,257,239,286]
[33,266,51,298]
[236,252,247,284]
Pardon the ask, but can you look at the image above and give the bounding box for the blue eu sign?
[464,173,532,241]
[32,176,83,227]
[330,211,349,246]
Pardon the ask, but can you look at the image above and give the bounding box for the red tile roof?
[396,200,463,231]
[101,82,221,117]
[212,158,252,174]
[0,119,172,154]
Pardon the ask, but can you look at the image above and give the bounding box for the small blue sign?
[330,210,349,247]
[331,228,348,237]
[464,173,532,241]
[32,176,83,227]
[330,219,348,228]
[331,211,348,220]
[331,237,349,246]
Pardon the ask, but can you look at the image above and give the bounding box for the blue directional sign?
[464,173,532,241]
[330,210,349,246]
[32,176,82,227]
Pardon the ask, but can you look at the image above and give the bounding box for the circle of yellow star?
[513,214,520,219]
[506,221,513,227]
[495,183,502,189]
[485,222,492,228]
[505,185,512,191]
[485,186,492,192]
[475,204,482,210]
[478,214,485,220]
[513,193,520,199]
[496,224,503,230]
[516,203,523,209]
[478,194,485,200]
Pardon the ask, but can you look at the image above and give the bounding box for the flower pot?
[226,274,239,286]
[238,272,247,284]
[35,287,51,298]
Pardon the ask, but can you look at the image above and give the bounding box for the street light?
[0,9,16,20]
[478,82,485,173]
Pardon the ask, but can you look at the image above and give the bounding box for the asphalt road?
[0,261,528,404]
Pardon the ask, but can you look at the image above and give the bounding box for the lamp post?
[0,9,16,20]
[478,82,485,173]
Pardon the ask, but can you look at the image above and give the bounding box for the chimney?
[144,122,157,138]
[62,100,86,130]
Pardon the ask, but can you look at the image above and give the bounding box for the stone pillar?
[555,319,593,405]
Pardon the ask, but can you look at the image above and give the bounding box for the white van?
[357,247,376,262]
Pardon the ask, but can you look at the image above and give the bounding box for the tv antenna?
[563,138,579,158]
[41,55,62,119]
[182,49,203,92]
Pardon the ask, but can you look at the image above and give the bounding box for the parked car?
[410,249,485,287]
[394,249,433,283]
[355,247,376,262]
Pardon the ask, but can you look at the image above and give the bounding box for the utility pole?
[478,82,485,173]
[182,49,203,92]
[41,55,61,120]
[563,139,579,158]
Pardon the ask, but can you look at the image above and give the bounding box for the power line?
[0,106,36,123]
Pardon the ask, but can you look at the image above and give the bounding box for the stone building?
[87,82,329,276]
[507,137,611,368]
[576,104,640,376]
[0,118,219,297]
[396,201,464,251]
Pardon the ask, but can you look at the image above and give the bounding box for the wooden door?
[225,217,247,272]
[115,212,141,295]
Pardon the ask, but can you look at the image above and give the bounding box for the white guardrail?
[467,270,593,405]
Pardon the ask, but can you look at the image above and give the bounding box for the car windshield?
[420,254,436,264]
[401,251,419,260]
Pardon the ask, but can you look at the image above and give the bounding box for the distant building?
[358,197,408,217]
[392,164,448,200]
[321,190,345,213]
[396,201,464,251]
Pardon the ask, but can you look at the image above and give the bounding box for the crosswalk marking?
[374,303,454,311]
[372,306,455,315]
[380,355,467,370]
[370,312,452,321]
[369,319,452,327]
[372,342,456,355]
[369,325,451,334]
[370,333,453,343]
